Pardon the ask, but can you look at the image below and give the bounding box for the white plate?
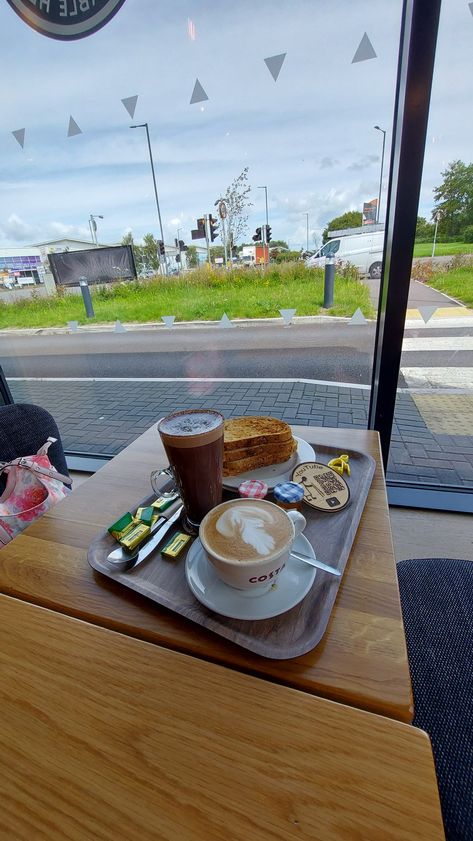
[185,534,316,621]
[222,436,316,491]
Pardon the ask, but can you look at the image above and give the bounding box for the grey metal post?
[374,126,386,223]
[323,256,335,308]
[258,185,269,263]
[204,214,211,264]
[130,122,167,275]
[79,279,95,318]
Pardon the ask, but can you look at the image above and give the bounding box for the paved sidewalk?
[8,379,473,488]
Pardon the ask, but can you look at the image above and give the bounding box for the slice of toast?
[224,416,292,452]
[224,438,295,464]
[223,438,297,477]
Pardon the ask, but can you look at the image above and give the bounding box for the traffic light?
[179,240,188,251]
[158,241,165,256]
[175,253,181,263]
[191,218,206,240]
[252,227,262,242]
[209,215,219,242]
[265,224,272,243]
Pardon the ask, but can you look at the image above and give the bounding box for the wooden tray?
[88,443,375,659]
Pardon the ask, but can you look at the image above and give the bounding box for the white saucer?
[185,534,316,620]
[222,436,316,491]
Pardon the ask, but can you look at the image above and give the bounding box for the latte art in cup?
[201,499,295,566]
[200,499,306,591]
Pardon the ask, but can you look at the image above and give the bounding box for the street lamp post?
[89,214,103,245]
[258,185,269,263]
[305,212,309,253]
[374,125,386,224]
[130,122,167,275]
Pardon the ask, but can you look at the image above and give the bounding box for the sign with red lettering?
[5,0,127,41]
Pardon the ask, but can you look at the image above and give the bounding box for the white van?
[306,229,385,278]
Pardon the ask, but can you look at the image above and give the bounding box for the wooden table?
[0,425,414,722]
[0,595,443,841]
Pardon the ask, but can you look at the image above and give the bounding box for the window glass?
[0,1,402,463]
[388,0,473,493]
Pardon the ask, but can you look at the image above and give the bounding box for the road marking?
[405,316,473,330]
[402,336,473,351]
[401,367,473,389]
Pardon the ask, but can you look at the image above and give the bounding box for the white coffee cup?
[199,498,306,592]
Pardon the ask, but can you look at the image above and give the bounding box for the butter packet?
[119,522,151,550]
[151,493,179,512]
[108,512,134,541]
[135,505,155,526]
[161,531,191,559]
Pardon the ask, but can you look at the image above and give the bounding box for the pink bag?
[0,438,72,546]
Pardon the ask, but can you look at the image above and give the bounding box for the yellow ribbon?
[328,454,350,476]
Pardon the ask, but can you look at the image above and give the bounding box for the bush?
[337,261,359,282]
[463,225,473,243]
[411,259,435,282]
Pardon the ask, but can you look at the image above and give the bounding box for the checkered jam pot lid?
[238,479,268,499]
[273,481,305,503]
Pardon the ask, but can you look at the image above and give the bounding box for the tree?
[433,160,473,239]
[141,233,161,271]
[415,216,435,242]
[269,239,288,249]
[121,231,145,274]
[209,245,225,260]
[186,245,199,268]
[322,210,362,242]
[217,167,252,247]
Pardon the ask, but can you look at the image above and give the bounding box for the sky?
[0,0,472,251]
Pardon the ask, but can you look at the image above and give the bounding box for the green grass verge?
[425,265,473,308]
[0,263,375,329]
[413,241,473,257]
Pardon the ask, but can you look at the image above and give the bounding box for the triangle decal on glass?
[67,321,79,332]
[12,128,25,148]
[220,313,234,328]
[162,315,176,328]
[280,308,296,326]
[121,95,138,119]
[264,53,287,82]
[351,33,377,63]
[349,308,367,325]
[419,306,437,324]
[67,116,82,137]
[190,79,209,105]
[114,320,127,333]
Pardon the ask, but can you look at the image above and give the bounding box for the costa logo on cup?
[249,564,285,584]
[5,0,127,41]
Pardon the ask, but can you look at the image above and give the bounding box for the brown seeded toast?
[223,438,297,477]
[224,416,292,452]
[224,438,296,465]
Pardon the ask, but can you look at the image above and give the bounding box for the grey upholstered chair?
[398,557,473,841]
[0,403,69,489]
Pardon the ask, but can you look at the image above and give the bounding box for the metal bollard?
[79,278,95,318]
[323,255,335,308]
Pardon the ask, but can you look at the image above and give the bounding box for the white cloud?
[0,0,469,250]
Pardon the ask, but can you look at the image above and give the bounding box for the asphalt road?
[1,320,472,385]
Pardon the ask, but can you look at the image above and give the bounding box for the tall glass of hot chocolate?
[158,409,224,533]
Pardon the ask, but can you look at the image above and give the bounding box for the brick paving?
[8,379,473,488]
